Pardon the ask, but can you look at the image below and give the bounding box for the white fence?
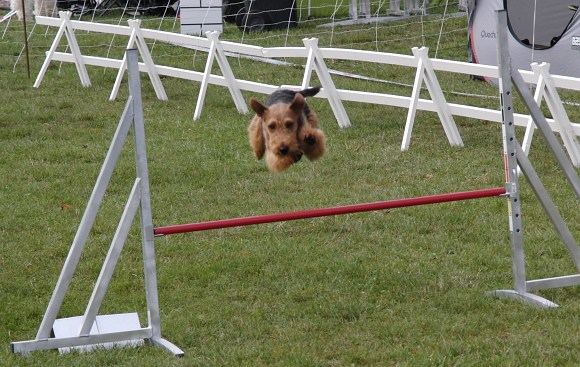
[35,11,580,165]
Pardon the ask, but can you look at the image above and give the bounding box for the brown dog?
[247,86,326,172]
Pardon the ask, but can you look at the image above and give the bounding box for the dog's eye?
[267,123,276,130]
[285,121,294,129]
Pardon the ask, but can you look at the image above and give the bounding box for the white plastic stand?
[401,46,463,151]
[302,38,351,128]
[34,11,91,88]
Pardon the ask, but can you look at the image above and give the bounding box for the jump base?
[52,313,144,354]
[488,290,559,308]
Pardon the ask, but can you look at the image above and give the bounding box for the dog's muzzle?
[293,151,303,162]
[279,145,302,162]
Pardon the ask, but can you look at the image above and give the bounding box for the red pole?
[154,187,506,236]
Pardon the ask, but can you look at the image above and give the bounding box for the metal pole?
[496,10,527,293]
[126,49,160,336]
[126,48,183,356]
[19,0,30,79]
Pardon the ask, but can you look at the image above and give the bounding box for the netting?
[215,0,468,56]
[1,1,469,65]
[13,0,560,116]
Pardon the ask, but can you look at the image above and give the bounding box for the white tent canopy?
[468,0,580,80]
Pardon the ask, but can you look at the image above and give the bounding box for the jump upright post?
[489,10,580,306]
[10,14,580,355]
[11,49,183,357]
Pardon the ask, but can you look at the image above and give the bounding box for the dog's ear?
[249,98,267,116]
[289,93,305,115]
[248,116,266,160]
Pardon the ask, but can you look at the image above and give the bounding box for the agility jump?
[10,11,580,357]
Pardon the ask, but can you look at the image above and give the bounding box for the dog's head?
[249,93,306,171]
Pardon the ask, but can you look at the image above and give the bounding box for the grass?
[1,6,580,367]
[304,0,458,18]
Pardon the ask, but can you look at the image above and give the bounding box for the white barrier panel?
[180,0,223,36]
[33,12,580,166]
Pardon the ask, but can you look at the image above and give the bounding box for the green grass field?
[305,0,454,17]
[1,6,580,366]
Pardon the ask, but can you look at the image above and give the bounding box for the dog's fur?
[248,86,326,172]
[10,0,56,20]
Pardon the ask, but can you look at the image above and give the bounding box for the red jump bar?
[154,187,506,236]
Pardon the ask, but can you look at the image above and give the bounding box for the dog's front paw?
[299,128,326,161]
[303,133,316,145]
[300,128,319,145]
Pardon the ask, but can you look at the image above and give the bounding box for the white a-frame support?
[11,49,183,357]
[520,64,547,159]
[490,10,580,308]
[34,11,90,88]
[110,19,168,101]
[193,31,248,120]
[302,38,351,128]
[521,62,580,167]
[401,47,463,151]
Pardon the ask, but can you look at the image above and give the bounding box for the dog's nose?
[279,145,289,155]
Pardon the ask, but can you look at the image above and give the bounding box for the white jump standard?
[11,50,183,357]
[489,10,580,306]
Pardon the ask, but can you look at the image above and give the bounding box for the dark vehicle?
[223,0,245,22]
[227,0,298,32]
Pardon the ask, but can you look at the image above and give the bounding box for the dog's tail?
[298,85,321,98]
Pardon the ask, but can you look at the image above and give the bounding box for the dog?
[10,0,56,20]
[248,86,326,172]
